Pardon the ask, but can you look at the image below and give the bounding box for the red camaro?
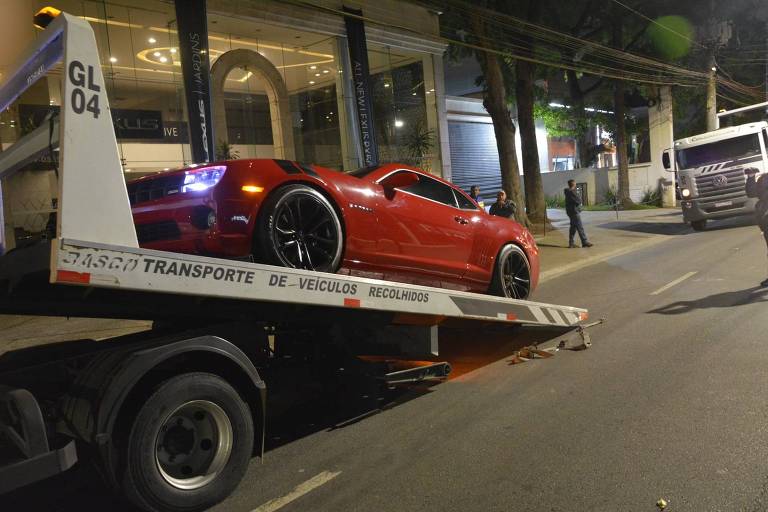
[128,160,539,299]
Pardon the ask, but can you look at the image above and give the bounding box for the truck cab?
[663,122,768,231]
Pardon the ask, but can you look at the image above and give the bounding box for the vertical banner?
[175,0,215,163]
[343,7,379,166]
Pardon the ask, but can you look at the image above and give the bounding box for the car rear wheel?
[258,184,343,272]
[490,244,532,299]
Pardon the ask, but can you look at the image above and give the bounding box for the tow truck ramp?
[0,12,588,512]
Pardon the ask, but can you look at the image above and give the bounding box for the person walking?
[489,190,516,219]
[469,185,484,208]
[745,167,768,286]
[564,179,593,248]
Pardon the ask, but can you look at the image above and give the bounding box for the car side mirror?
[662,150,672,171]
[381,172,419,195]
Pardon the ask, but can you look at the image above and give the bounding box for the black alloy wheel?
[491,244,532,299]
[259,185,343,273]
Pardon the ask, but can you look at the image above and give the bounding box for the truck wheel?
[489,244,531,299]
[122,372,253,512]
[691,220,707,231]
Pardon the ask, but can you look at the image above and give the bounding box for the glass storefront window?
[209,13,343,169]
[367,45,440,174]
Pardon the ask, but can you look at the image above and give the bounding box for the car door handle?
[454,216,469,225]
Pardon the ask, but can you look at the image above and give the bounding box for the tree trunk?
[612,17,633,207]
[566,69,591,169]
[471,14,528,226]
[613,80,632,207]
[515,59,547,226]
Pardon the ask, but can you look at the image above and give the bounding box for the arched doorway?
[210,49,295,160]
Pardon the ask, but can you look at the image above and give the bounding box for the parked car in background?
[128,160,539,299]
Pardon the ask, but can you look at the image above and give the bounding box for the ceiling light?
[163,167,170,171]
[412,92,417,96]
[159,56,168,63]
[148,37,157,44]
[109,56,117,63]
[429,88,435,92]
[394,120,404,128]
[315,73,321,77]
[170,47,177,53]
[153,51,161,57]
[309,80,315,85]
[323,69,329,74]
[309,65,317,70]
[125,168,132,172]
[384,83,390,88]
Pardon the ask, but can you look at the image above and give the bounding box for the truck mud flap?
[0,387,78,493]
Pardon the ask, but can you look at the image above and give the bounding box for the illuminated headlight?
[182,165,226,193]
[681,188,691,198]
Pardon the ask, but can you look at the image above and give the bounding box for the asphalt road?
[4,213,768,512]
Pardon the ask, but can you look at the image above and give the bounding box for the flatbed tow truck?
[0,14,588,512]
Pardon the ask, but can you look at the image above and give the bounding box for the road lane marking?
[251,470,341,512]
[650,271,698,296]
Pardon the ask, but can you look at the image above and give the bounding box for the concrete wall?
[541,163,665,205]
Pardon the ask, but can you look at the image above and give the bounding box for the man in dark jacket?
[489,190,516,219]
[745,167,768,286]
[565,179,593,248]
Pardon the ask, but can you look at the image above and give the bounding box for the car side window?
[397,172,458,207]
[453,189,479,210]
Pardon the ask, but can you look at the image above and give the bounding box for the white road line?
[251,471,341,512]
[650,271,698,296]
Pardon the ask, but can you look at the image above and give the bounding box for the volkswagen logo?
[712,174,728,188]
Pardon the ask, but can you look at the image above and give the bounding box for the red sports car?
[128,160,539,299]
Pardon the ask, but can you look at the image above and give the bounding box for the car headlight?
[182,165,227,193]
[681,188,691,198]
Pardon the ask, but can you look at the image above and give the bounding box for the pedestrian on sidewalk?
[470,185,484,208]
[745,167,768,287]
[564,179,593,248]
[489,190,516,219]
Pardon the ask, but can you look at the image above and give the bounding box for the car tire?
[691,220,707,231]
[122,372,254,512]
[489,244,532,299]
[257,184,344,272]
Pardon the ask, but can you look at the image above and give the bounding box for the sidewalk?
[535,208,685,283]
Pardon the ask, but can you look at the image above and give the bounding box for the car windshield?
[676,133,762,169]
[347,165,381,178]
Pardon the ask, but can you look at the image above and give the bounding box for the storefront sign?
[175,0,215,163]
[343,7,379,166]
[112,109,163,139]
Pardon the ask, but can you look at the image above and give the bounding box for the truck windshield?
[676,133,762,169]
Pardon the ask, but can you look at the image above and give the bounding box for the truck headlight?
[681,188,691,198]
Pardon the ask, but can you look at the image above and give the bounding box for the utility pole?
[706,52,718,131]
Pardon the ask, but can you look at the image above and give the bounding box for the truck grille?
[127,175,184,206]
[136,221,181,243]
[695,169,746,199]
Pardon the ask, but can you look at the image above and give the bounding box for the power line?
[608,0,705,50]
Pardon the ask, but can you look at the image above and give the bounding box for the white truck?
[663,106,768,231]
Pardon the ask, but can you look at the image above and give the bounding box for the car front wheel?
[258,184,344,272]
[490,244,532,299]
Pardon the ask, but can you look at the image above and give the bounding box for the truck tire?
[691,220,707,231]
[122,372,253,512]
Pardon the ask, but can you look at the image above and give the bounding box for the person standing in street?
[564,179,593,248]
[469,185,484,208]
[489,190,516,219]
[745,167,768,286]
